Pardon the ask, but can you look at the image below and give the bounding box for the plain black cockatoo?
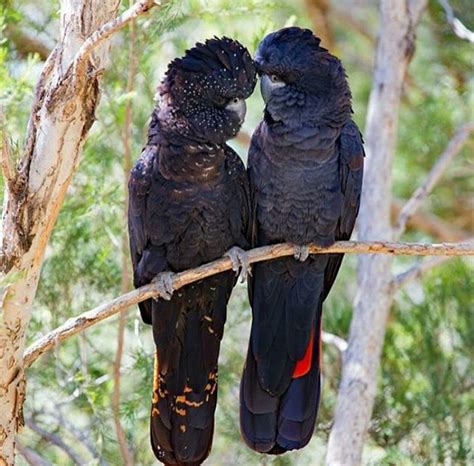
[240,27,364,454]
[128,38,256,465]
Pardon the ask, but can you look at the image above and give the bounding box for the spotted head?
[159,37,256,144]
[255,27,352,127]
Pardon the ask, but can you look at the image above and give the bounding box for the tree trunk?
[0,1,120,463]
[325,1,427,465]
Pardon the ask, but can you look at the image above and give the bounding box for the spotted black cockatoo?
[128,38,256,465]
[240,27,364,454]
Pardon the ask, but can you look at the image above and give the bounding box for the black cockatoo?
[128,38,256,465]
[240,27,364,454]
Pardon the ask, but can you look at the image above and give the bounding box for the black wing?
[128,144,168,323]
[323,119,364,299]
[225,145,251,248]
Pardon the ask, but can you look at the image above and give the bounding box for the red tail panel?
[292,328,315,378]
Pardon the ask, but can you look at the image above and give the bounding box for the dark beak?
[260,74,272,104]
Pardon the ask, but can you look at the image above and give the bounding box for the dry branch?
[16,442,50,466]
[73,0,161,77]
[23,240,473,367]
[322,331,348,353]
[26,419,86,465]
[4,25,52,61]
[394,121,474,238]
[392,255,453,290]
[438,0,474,43]
[391,199,470,242]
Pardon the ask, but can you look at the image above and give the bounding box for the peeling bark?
[0,1,123,463]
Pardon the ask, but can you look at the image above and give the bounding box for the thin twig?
[392,256,452,290]
[16,441,51,466]
[5,24,52,60]
[26,418,87,465]
[391,198,470,242]
[394,121,474,238]
[0,108,16,190]
[111,9,137,465]
[438,0,474,43]
[73,0,161,77]
[23,240,474,367]
[322,331,348,353]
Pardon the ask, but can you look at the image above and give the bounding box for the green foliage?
[0,0,472,464]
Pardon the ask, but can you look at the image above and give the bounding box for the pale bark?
[326,1,428,465]
[0,1,159,463]
[23,240,472,368]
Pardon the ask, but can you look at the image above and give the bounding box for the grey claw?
[294,245,310,262]
[152,271,174,301]
[225,247,252,283]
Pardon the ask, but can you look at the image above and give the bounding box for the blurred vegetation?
[1,0,473,465]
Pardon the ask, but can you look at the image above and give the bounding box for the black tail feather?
[240,310,322,454]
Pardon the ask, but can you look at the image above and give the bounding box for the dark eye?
[214,96,227,106]
[230,97,239,105]
[270,74,283,83]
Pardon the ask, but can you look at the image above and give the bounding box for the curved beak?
[226,98,247,123]
[260,74,272,104]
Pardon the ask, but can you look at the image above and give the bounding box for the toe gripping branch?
[152,271,175,301]
[293,245,310,262]
[225,246,252,283]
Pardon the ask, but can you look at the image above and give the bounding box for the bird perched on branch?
[128,37,255,465]
[240,27,364,454]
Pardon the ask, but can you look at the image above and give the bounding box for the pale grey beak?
[226,98,247,123]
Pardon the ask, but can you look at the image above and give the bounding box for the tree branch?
[392,255,453,290]
[16,441,50,466]
[111,8,137,464]
[438,0,474,43]
[394,121,474,238]
[0,108,16,191]
[73,0,161,77]
[26,418,87,465]
[322,331,348,353]
[23,240,473,367]
[5,25,52,61]
[391,198,470,242]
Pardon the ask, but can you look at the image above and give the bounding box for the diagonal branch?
[391,199,470,242]
[392,256,452,290]
[73,0,162,77]
[394,121,474,239]
[16,441,51,466]
[322,331,348,353]
[23,240,473,367]
[26,418,87,465]
[438,0,474,43]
